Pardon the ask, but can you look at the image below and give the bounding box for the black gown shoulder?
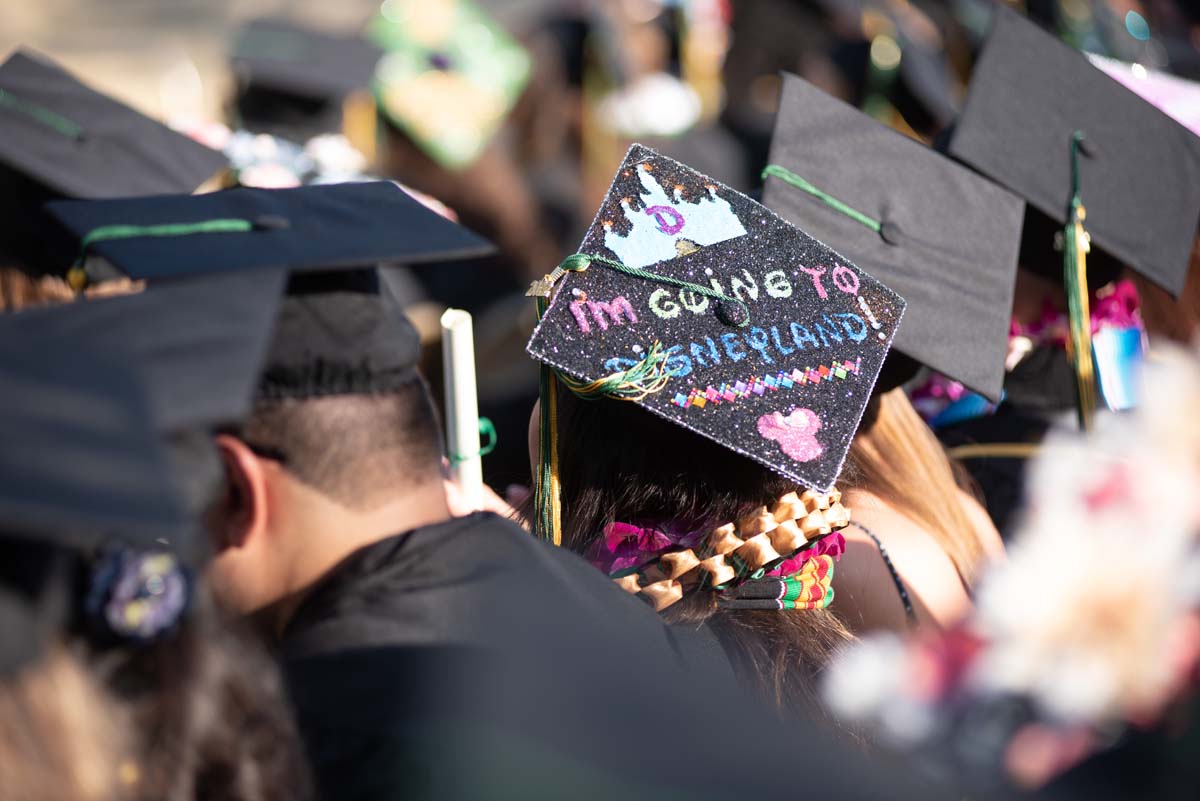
[279,513,770,800]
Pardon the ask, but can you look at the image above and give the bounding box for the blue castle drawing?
[602,163,747,269]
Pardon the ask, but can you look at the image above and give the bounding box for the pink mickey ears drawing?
[757,408,824,463]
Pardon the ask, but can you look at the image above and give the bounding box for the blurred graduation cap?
[45,181,494,400]
[527,144,906,494]
[367,0,532,169]
[230,17,383,156]
[0,273,285,432]
[0,49,227,272]
[762,73,1023,401]
[0,338,193,675]
[0,339,189,552]
[946,7,1200,296]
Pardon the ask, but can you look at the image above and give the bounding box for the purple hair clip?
[87,550,190,642]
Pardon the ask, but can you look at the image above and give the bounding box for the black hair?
[236,374,445,509]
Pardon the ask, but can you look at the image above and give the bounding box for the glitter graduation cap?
[526,144,906,493]
[367,0,532,169]
[762,73,1024,402]
[946,7,1200,297]
[0,49,227,270]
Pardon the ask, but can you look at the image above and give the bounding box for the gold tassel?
[1063,131,1097,431]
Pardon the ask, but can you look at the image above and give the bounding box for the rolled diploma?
[440,308,483,508]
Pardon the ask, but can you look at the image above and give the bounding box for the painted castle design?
[602,162,747,269]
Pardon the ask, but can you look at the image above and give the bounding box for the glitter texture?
[527,144,905,491]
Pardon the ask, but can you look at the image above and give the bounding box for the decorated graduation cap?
[526,144,905,542]
[0,272,285,432]
[762,73,1023,402]
[367,0,532,169]
[0,49,227,271]
[44,181,494,400]
[946,8,1200,426]
[230,17,383,154]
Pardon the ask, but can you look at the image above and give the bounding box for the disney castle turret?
[603,163,747,269]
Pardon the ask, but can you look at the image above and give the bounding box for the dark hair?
[552,386,853,713]
[236,375,445,509]
[88,587,314,801]
[0,547,313,801]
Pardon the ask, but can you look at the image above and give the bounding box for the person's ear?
[213,434,269,553]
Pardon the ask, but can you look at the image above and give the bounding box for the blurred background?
[5,0,1197,488]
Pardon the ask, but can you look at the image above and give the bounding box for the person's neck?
[270,476,452,636]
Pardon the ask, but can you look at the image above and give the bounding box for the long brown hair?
[551,386,853,712]
[843,388,985,586]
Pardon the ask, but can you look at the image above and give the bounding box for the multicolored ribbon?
[717,554,836,611]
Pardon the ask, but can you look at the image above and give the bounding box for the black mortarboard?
[0,339,192,675]
[45,181,494,285]
[0,49,228,271]
[230,18,383,144]
[946,7,1200,296]
[527,144,906,492]
[0,272,285,432]
[0,339,188,550]
[45,182,494,400]
[763,73,1023,401]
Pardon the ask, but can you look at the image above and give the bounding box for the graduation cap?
[0,272,285,432]
[367,0,532,169]
[0,338,194,675]
[0,49,228,271]
[0,338,189,551]
[946,7,1200,297]
[44,181,494,400]
[762,73,1024,401]
[230,18,383,153]
[527,144,905,496]
[45,180,494,285]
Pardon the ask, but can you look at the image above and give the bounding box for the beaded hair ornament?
[596,488,850,612]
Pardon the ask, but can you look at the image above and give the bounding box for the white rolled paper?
[440,308,483,508]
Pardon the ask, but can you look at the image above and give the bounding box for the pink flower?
[767,531,846,577]
[595,522,674,574]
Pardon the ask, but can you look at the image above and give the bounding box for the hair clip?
[86,549,191,642]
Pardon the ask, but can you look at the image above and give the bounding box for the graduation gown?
[280,512,736,800]
[279,512,946,801]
